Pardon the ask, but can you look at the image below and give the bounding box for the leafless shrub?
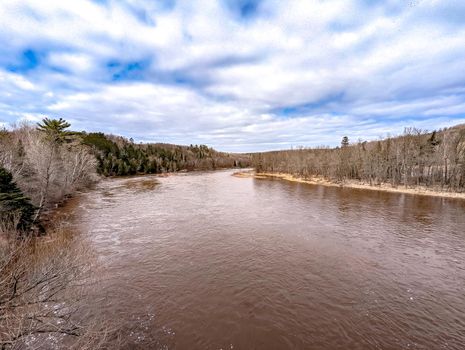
[0,228,119,349]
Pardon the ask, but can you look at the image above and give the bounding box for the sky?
[1,0,465,152]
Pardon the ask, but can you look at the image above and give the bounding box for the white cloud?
[0,71,36,91]
[48,53,94,74]
[0,0,465,151]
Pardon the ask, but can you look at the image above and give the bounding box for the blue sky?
[1,0,465,152]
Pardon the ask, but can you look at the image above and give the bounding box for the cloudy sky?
[1,0,465,151]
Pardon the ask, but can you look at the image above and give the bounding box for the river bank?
[233,171,465,200]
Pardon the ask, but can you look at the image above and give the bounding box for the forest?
[82,133,250,176]
[253,125,465,192]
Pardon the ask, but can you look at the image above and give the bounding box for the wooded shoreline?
[249,125,465,198]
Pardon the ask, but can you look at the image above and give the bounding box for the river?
[58,169,465,349]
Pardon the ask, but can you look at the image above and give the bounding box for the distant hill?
[81,132,251,176]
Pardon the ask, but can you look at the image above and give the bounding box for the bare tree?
[252,125,465,192]
[0,226,117,349]
[1,121,98,226]
[24,129,60,223]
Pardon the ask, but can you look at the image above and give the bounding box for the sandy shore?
[233,171,465,200]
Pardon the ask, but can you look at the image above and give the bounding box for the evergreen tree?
[0,166,36,232]
[37,117,73,144]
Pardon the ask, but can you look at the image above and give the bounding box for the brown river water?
[56,170,465,349]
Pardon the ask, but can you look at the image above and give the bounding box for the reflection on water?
[60,170,465,349]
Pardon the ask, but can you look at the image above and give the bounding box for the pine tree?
[37,117,73,144]
[0,166,36,232]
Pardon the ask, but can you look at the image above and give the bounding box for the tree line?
[82,132,250,176]
[253,125,465,192]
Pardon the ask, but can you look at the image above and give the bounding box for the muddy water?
[61,170,465,349]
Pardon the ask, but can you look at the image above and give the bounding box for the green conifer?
[0,167,36,232]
